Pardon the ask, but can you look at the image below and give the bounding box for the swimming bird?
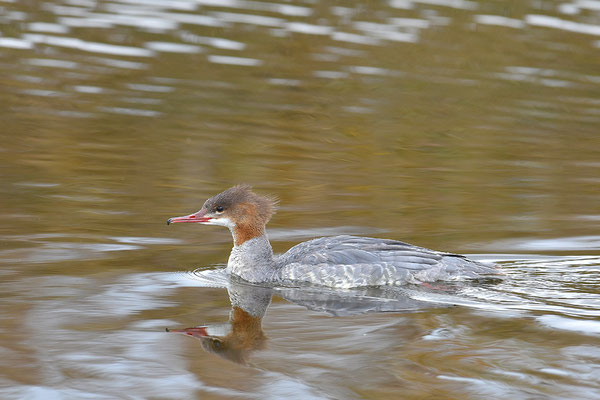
[167,185,498,288]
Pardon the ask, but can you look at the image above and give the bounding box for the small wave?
[179,267,230,288]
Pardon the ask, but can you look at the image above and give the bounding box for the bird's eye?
[216,206,224,213]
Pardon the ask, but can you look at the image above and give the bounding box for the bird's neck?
[232,222,265,247]
[226,234,277,283]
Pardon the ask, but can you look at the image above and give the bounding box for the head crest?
[207,185,278,223]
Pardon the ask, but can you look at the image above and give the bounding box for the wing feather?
[275,235,498,287]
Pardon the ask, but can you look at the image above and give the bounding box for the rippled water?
[1,0,600,398]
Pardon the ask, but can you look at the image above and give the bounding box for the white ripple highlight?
[0,37,33,49]
[390,0,477,10]
[285,22,333,35]
[537,315,600,335]
[22,34,153,56]
[474,15,525,29]
[145,41,203,53]
[28,22,70,33]
[208,55,263,66]
[526,14,600,36]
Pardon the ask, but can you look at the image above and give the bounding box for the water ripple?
[526,14,600,36]
[23,33,154,57]
[207,55,263,66]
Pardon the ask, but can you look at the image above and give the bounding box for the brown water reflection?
[1,0,600,398]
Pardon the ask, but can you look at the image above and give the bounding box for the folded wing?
[275,235,498,288]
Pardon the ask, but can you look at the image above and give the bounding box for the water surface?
[1,0,600,398]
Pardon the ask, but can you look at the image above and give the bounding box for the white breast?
[226,235,277,283]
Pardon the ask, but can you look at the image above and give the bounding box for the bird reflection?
[167,271,461,364]
[167,282,272,365]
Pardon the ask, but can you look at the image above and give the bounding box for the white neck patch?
[202,217,235,229]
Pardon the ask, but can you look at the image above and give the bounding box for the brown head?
[167,185,277,246]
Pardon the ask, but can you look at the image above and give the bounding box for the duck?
[167,185,499,288]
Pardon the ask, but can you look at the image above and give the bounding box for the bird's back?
[275,235,498,288]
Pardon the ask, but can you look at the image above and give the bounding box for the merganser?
[167,185,499,288]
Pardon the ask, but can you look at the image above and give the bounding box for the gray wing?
[279,235,443,267]
[275,235,498,288]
